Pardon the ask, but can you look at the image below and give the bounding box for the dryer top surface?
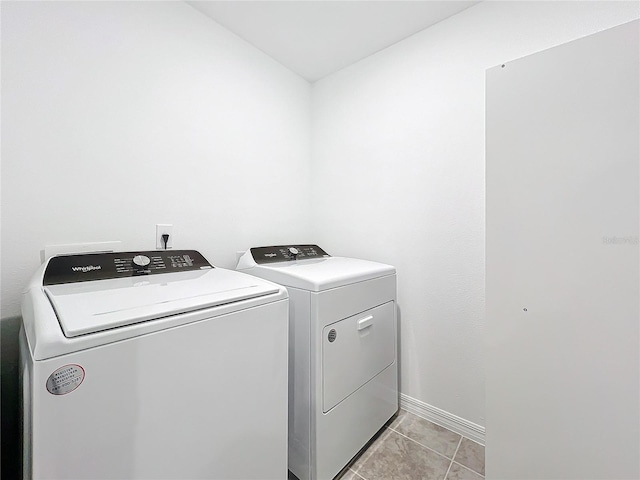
[239,256,395,292]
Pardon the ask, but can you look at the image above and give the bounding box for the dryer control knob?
[288,247,299,258]
[132,255,151,267]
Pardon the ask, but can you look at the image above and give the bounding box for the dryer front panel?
[322,301,395,412]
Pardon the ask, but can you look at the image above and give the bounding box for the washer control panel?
[250,245,330,264]
[44,250,213,285]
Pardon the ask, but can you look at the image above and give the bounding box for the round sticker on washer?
[46,364,85,395]
[328,329,337,343]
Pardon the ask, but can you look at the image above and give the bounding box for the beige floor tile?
[337,469,364,480]
[446,462,484,480]
[350,428,393,474]
[353,429,450,480]
[390,410,462,458]
[453,438,485,476]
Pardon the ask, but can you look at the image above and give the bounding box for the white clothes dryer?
[20,250,288,480]
[237,245,398,480]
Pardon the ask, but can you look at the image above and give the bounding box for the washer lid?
[45,267,279,338]
[245,257,395,291]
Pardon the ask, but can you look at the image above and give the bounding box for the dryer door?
[322,301,396,412]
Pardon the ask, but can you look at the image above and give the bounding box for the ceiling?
[186,1,481,82]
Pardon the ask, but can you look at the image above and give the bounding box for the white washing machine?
[20,249,289,480]
[237,245,398,480]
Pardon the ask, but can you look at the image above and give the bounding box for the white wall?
[311,0,640,427]
[1,1,312,318]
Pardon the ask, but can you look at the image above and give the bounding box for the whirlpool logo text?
[71,265,102,273]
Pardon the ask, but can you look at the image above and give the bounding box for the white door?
[486,20,639,479]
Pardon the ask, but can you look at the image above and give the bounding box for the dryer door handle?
[357,315,374,330]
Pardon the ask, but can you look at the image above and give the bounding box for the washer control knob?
[132,255,151,267]
[288,247,299,258]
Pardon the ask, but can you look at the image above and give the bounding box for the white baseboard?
[399,393,485,445]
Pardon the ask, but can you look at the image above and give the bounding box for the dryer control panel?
[251,245,330,264]
[44,250,213,285]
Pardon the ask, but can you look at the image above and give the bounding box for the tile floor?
[303,409,485,480]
